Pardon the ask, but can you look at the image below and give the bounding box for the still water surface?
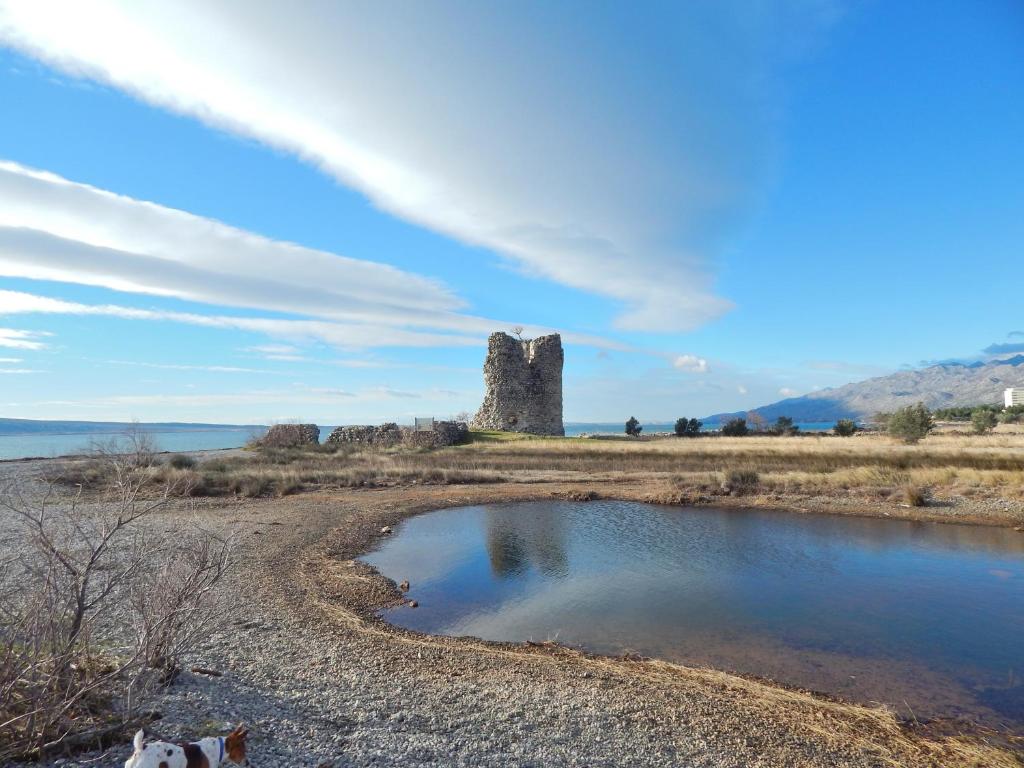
[363,501,1024,730]
[0,429,263,460]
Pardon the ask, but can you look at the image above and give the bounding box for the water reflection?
[363,501,1024,731]
[486,504,568,578]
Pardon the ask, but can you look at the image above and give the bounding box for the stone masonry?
[471,332,564,436]
[259,423,320,447]
[326,421,468,448]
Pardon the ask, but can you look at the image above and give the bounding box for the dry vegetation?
[15,431,1024,765]
[0,439,233,762]
[43,431,1024,520]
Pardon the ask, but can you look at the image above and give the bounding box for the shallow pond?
[363,501,1024,730]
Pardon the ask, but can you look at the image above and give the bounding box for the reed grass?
[45,431,1024,503]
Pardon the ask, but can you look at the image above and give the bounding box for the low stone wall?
[326,421,468,448]
[325,423,403,447]
[432,420,469,446]
[260,423,321,447]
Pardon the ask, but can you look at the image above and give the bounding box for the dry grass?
[45,432,1024,511]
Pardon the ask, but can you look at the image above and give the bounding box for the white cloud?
[106,360,279,374]
[331,359,393,369]
[245,344,307,362]
[779,387,799,397]
[0,367,41,374]
[10,385,452,411]
[673,354,709,374]
[0,163,626,351]
[737,385,748,395]
[0,2,835,331]
[0,289,483,350]
[0,160,458,321]
[0,357,22,363]
[0,327,50,349]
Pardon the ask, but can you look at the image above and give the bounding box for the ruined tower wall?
[471,332,564,436]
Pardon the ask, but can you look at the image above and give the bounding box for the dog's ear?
[230,724,248,739]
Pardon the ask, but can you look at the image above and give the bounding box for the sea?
[0,428,266,461]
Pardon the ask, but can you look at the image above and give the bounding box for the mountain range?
[706,355,1024,424]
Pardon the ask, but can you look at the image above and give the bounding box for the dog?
[124,725,251,768]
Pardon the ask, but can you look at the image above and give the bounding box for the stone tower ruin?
[471,331,564,436]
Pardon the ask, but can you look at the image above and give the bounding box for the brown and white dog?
[124,725,251,768]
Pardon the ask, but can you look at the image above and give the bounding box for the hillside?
[706,355,1024,424]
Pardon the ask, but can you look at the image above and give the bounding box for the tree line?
[623,415,858,437]
[624,401,1021,441]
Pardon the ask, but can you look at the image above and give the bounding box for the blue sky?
[0,1,1021,424]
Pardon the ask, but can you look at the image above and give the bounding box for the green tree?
[721,418,749,437]
[999,404,1024,424]
[674,417,702,437]
[887,403,934,444]
[625,416,642,437]
[770,416,799,436]
[970,408,998,435]
[833,419,858,437]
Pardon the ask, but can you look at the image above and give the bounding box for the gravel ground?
[2,460,1020,767]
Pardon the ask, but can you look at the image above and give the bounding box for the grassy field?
[47,429,1024,521]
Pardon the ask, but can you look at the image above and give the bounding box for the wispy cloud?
[370,387,420,399]
[0,3,835,332]
[244,344,307,362]
[0,163,625,351]
[0,289,482,350]
[330,359,394,369]
[106,360,280,374]
[0,327,51,349]
[0,161,461,319]
[0,284,623,353]
[0,357,22,363]
[778,387,799,397]
[9,385,447,410]
[0,368,42,374]
[673,355,709,373]
[982,342,1024,355]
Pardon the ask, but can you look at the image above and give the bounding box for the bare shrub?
[167,454,196,470]
[724,468,760,494]
[131,527,233,679]
[901,484,928,507]
[0,448,233,762]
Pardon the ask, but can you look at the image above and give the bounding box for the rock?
[259,423,320,448]
[380,526,392,534]
[407,600,418,608]
[399,580,410,592]
[471,331,564,436]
